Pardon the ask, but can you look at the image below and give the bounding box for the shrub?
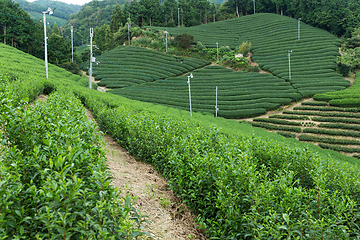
[175,33,194,50]
[239,41,252,56]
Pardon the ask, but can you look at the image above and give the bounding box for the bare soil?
[84,109,206,240]
[35,94,205,239]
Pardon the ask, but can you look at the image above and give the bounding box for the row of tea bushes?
[0,83,147,238]
[72,85,360,239]
[314,72,360,107]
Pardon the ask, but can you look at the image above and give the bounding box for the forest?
[2,0,360,74]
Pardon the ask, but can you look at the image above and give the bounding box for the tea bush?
[72,86,360,239]
[0,89,147,238]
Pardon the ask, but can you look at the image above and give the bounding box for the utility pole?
[288,50,292,80]
[89,28,94,89]
[42,7,53,79]
[187,73,193,117]
[166,28,168,53]
[178,8,180,27]
[127,22,130,45]
[253,0,255,14]
[298,18,301,40]
[71,26,73,62]
[215,86,219,117]
[216,42,219,62]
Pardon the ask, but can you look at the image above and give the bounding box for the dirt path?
[81,70,108,92]
[240,97,314,121]
[84,109,205,240]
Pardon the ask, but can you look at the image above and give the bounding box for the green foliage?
[3,42,360,239]
[314,72,360,107]
[110,63,301,118]
[299,134,360,146]
[238,41,252,56]
[277,131,296,138]
[152,13,349,97]
[319,143,360,154]
[0,89,147,238]
[250,121,302,132]
[175,33,194,50]
[301,101,328,106]
[73,85,360,239]
[269,114,309,120]
[253,117,302,126]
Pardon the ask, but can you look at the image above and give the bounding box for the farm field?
[2,42,360,239]
[247,72,360,157]
[111,65,302,118]
[152,13,349,97]
[93,45,210,88]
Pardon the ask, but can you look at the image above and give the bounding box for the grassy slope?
[28,11,68,27]
[1,42,358,168]
[0,43,95,92]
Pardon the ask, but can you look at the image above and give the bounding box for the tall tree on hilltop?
[111,4,126,32]
[0,0,42,53]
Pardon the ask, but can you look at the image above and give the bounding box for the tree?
[239,41,252,56]
[0,0,42,53]
[111,4,126,32]
[175,33,194,50]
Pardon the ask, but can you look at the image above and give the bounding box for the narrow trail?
[84,109,206,240]
[35,94,205,239]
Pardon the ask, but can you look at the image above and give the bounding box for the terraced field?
[93,45,210,88]
[152,13,349,97]
[248,100,360,158]
[110,65,302,118]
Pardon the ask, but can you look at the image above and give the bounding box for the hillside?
[152,13,349,97]
[95,14,348,119]
[2,42,360,239]
[15,0,80,26]
[62,0,125,44]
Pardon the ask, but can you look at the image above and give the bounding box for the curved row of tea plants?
[0,43,146,238]
[92,45,210,88]
[3,43,360,239]
[248,99,360,157]
[71,84,360,239]
[110,65,302,118]
[314,72,360,107]
[0,87,146,238]
[152,13,349,97]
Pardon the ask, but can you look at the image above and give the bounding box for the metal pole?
[71,26,73,62]
[216,42,219,62]
[298,18,301,40]
[43,12,48,79]
[215,86,219,117]
[178,8,180,27]
[166,28,168,53]
[254,0,255,14]
[187,74,193,117]
[288,50,292,80]
[127,22,130,45]
[89,28,93,89]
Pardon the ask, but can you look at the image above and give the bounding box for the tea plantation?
[93,45,210,88]
[110,65,302,118]
[247,72,360,158]
[2,18,360,238]
[152,13,349,97]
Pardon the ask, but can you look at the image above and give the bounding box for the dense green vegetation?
[151,14,349,97]
[2,40,360,239]
[314,72,360,107]
[248,94,360,158]
[108,62,301,118]
[0,0,44,58]
[93,45,210,87]
[15,0,80,22]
